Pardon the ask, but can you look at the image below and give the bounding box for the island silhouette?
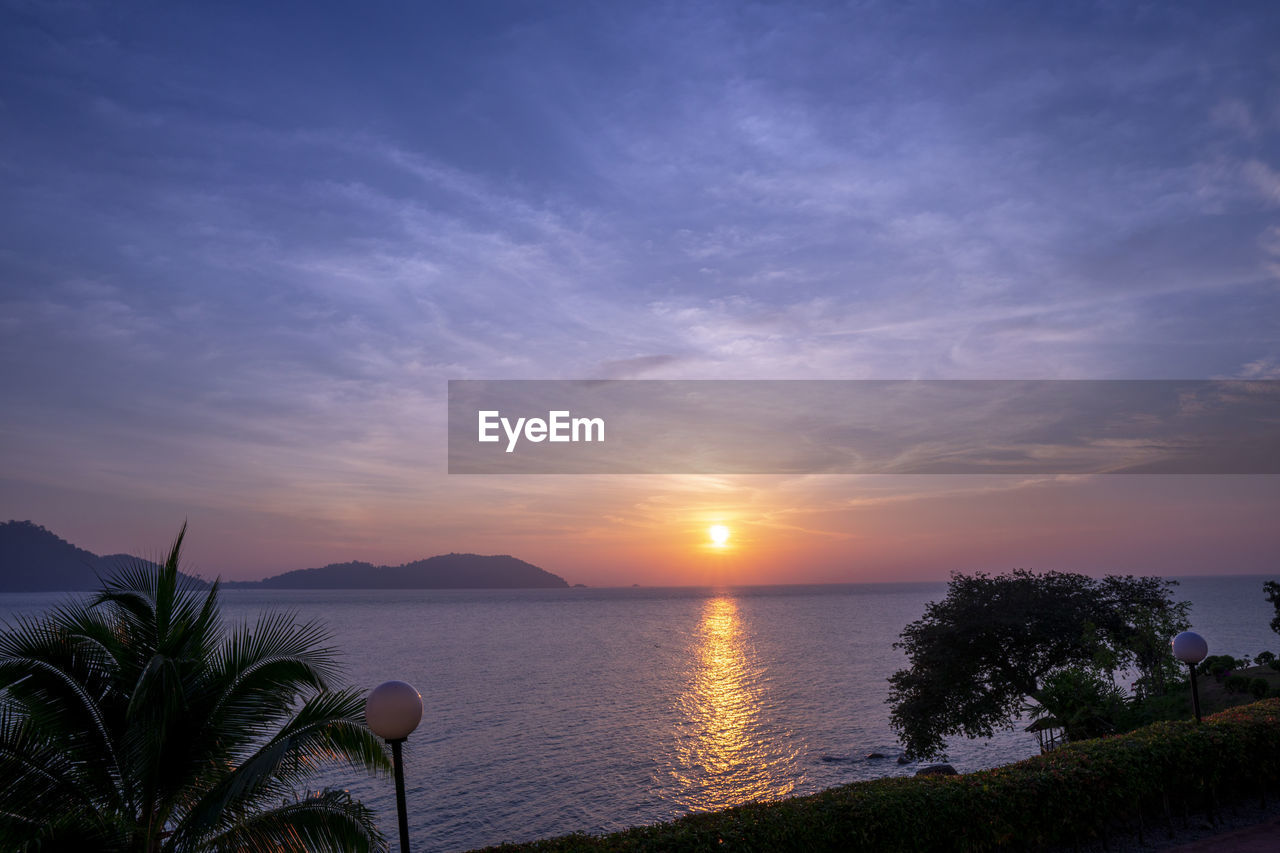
[225,554,568,590]
[0,521,569,591]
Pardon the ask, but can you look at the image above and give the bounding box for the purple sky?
[2,2,1278,584]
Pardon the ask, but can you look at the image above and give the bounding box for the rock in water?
[916,764,958,777]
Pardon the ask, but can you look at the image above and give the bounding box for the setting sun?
[709,524,731,547]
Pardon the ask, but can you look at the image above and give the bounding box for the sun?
[708,524,731,547]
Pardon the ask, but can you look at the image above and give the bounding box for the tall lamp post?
[365,680,423,853]
[1171,631,1208,724]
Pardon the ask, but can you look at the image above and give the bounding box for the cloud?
[1238,358,1280,379]
[1243,159,1280,206]
[596,355,688,378]
[2,1,1279,577]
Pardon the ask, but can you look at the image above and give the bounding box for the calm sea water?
[2,576,1276,852]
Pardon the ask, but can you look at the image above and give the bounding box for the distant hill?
[0,521,570,591]
[0,521,202,592]
[235,554,569,590]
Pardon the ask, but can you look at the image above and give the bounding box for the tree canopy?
[887,569,1189,760]
[1266,580,1280,637]
[0,524,391,851]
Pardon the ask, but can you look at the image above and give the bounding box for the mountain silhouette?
[1,521,569,591]
[0,520,203,592]
[235,554,569,589]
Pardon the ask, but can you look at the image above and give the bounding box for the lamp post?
[1171,631,1208,724]
[365,680,423,853]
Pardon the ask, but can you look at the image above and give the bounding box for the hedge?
[474,698,1280,852]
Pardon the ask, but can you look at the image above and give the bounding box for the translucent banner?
[447,380,1280,474]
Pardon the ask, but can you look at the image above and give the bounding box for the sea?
[2,576,1276,852]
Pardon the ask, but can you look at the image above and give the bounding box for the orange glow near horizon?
[29,474,1279,587]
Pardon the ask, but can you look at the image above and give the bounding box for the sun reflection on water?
[668,596,800,812]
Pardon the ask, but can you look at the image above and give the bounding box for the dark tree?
[887,569,1188,760]
[1266,580,1280,637]
[1102,574,1192,699]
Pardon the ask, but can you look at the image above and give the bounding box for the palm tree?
[0,524,391,851]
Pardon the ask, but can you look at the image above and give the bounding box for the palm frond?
[0,709,104,831]
[0,524,389,850]
[0,645,125,805]
[215,611,340,692]
[172,689,389,843]
[187,788,387,853]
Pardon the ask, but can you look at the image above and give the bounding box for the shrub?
[1250,678,1270,699]
[480,700,1280,853]
[1029,667,1127,742]
[1224,674,1251,694]
[1198,654,1243,680]
[1122,689,1189,729]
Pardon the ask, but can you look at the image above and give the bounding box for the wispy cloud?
[2,1,1278,579]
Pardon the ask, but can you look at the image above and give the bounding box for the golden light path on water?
[668,596,801,812]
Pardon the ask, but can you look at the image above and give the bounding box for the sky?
[1,1,1278,586]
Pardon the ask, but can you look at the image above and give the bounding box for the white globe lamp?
[366,681,423,851]
[1171,631,1208,723]
[366,680,423,741]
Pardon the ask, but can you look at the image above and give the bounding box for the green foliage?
[0,524,391,852]
[887,570,1189,760]
[1118,579,1193,700]
[478,700,1280,853]
[1223,674,1251,694]
[1121,687,1191,729]
[1257,650,1277,666]
[1249,678,1270,699]
[1028,667,1128,742]
[1198,654,1243,680]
